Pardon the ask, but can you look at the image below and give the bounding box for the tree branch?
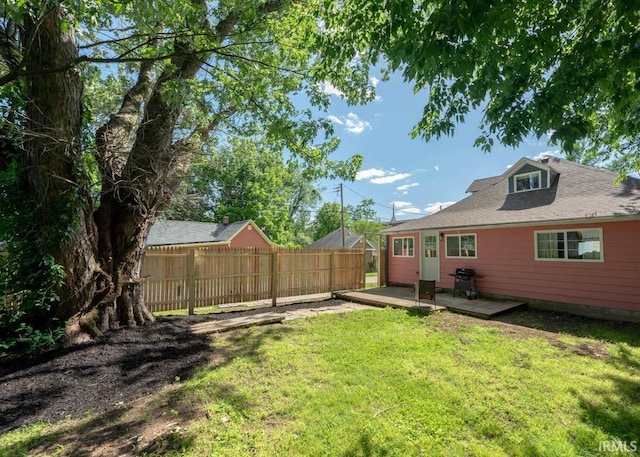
[95,59,155,184]
[0,20,22,72]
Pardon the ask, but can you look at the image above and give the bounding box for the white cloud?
[319,82,345,97]
[424,201,456,214]
[345,113,371,134]
[397,207,422,215]
[396,182,419,191]
[327,114,343,125]
[356,168,386,181]
[392,201,412,208]
[532,150,560,161]
[367,77,382,101]
[370,173,411,184]
[328,112,371,134]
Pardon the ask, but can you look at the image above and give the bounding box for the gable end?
[508,163,550,193]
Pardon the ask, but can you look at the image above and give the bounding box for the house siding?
[229,225,272,248]
[387,233,420,285]
[439,220,640,311]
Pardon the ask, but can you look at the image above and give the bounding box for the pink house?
[383,156,640,322]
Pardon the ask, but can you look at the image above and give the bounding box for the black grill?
[455,268,475,280]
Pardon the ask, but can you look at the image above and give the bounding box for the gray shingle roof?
[384,157,640,233]
[146,219,251,246]
[309,228,377,251]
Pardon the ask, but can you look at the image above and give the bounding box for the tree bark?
[21,7,159,344]
[15,1,285,345]
[23,7,99,324]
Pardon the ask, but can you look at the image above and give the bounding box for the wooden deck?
[335,287,524,319]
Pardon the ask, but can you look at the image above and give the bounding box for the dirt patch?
[432,307,639,359]
[0,299,349,436]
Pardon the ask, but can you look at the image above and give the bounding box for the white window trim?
[514,170,542,192]
[534,228,604,262]
[445,233,477,259]
[392,236,415,257]
[423,234,438,258]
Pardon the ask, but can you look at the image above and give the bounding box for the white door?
[421,232,440,281]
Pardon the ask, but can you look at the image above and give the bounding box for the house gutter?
[382,214,640,234]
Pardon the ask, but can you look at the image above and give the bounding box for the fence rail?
[142,246,365,313]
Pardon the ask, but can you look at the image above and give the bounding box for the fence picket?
[142,246,364,313]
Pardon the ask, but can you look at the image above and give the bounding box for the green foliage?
[350,219,386,237]
[312,198,384,242]
[164,138,326,245]
[312,202,349,241]
[320,0,640,175]
[1,0,379,340]
[0,128,71,359]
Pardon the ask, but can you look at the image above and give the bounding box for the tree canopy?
[312,198,384,242]
[322,0,640,173]
[0,0,370,355]
[164,137,324,245]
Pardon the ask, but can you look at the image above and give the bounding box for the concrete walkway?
[191,302,380,335]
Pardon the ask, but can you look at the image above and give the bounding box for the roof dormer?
[505,157,555,194]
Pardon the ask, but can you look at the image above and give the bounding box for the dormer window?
[514,171,541,192]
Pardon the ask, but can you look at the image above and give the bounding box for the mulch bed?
[0,299,348,435]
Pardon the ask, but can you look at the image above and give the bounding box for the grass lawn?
[365,271,378,289]
[2,307,639,456]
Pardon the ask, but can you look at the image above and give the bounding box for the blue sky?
[315,72,559,223]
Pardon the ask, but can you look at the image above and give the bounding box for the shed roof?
[384,156,640,233]
[309,228,377,251]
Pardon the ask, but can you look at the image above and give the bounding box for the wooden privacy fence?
[142,247,365,313]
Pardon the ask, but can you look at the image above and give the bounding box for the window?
[446,234,477,258]
[424,235,438,258]
[514,171,541,192]
[535,228,603,261]
[393,237,414,257]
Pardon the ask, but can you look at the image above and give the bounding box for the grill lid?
[455,268,475,277]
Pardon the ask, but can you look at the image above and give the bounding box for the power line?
[342,183,429,216]
[341,184,393,210]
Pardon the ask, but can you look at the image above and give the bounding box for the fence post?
[271,250,278,307]
[188,249,195,315]
[362,235,367,288]
[329,251,335,296]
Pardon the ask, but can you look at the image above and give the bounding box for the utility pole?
[340,183,345,247]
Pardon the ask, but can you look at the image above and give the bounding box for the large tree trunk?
[23,8,100,325]
[22,7,159,345]
[18,2,240,345]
